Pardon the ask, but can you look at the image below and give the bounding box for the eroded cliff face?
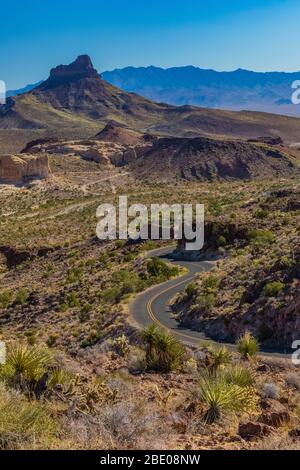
[0,154,50,184]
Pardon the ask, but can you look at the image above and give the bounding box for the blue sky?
[1,0,299,88]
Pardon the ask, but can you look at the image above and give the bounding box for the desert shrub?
[141,324,185,373]
[224,364,254,387]
[98,401,158,447]
[185,282,197,300]
[24,329,37,346]
[248,229,275,246]
[78,303,92,322]
[217,235,227,247]
[202,275,220,291]
[101,286,125,304]
[198,292,217,311]
[80,330,103,348]
[0,383,56,449]
[112,335,130,357]
[46,333,59,348]
[15,288,30,306]
[112,270,144,296]
[66,267,82,284]
[0,344,52,387]
[263,281,285,297]
[255,209,269,219]
[66,292,80,308]
[0,290,13,309]
[236,331,259,360]
[261,383,280,399]
[147,258,179,281]
[198,371,257,424]
[199,275,220,311]
[183,357,198,374]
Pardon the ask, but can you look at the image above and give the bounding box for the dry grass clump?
[0,383,56,450]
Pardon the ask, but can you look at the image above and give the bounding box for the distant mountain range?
[7,65,300,117]
[102,66,300,117]
[2,54,300,161]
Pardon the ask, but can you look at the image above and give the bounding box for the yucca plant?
[236,331,259,360]
[0,344,52,387]
[224,364,254,387]
[198,371,257,424]
[208,345,232,370]
[141,324,185,373]
[47,367,74,391]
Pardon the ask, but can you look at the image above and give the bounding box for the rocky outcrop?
[0,245,55,268]
[0,154,50,184]
[36,55,99,90]
[23,139,126,167]
[21,134,299,183]
[94,121,157,146]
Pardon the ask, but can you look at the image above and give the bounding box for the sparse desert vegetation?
[1,51,300,453]
[0,175,300,450]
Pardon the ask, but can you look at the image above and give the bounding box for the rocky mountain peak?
[36,55,100,90]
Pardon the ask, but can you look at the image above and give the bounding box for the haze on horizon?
[1,0,300,89]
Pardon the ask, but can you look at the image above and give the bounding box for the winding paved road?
[130,246,292,358]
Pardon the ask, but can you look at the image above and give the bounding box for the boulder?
[238,421,273,440]
[258,400,290,428]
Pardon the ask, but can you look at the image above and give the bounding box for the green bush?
[141,324,185,373]
[217,235,227,247]
[46,334,59,348]
[248,229,275,246]
[78,303,92,322]
[185,282,197,299]
[101,286,123,304]
[263,281,285,297]
[66,267,82,284]
[255,209,269,219]
[236,331,259,360]
[66,292,80,308]
[0,291,13,309]
[15,288,29,306]
[147,258,179,281]
[202,275,220,291]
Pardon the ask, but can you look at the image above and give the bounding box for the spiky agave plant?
[198,371,257,424]
[236,331,259,360]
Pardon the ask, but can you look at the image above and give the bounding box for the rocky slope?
[23,124,300,182]
[173,186,300,348]
[127,136,299,182]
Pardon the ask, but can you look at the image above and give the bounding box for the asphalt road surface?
[129,246,292,359]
